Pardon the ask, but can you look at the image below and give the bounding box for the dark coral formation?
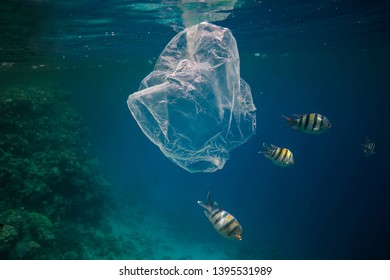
[0,86,113,259]
[0,209,54,258]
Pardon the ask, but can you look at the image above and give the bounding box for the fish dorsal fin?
[207,191,213,208]
[270,144,278,150]
[214,201,220,209]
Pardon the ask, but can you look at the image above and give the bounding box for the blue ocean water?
[1,0,389,259]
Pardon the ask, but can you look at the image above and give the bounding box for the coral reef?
[16,241,41,258]
[0,86,113,259]
[0,224,18,252]
[0,209,55,258]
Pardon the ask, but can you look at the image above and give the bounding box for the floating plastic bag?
[127,22,256,173]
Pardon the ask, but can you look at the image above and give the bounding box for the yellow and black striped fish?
[282,113,331,134]
[197,192,242,241]
[259,143,294,167]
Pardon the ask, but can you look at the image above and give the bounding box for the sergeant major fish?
[282,113,331,134]
[259,143,294,167]
[361,137,377,157]
[197,192,242,241]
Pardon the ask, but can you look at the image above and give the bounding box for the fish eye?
[236,235,242,240]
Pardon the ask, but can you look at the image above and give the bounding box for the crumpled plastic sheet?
[127,22,256,173]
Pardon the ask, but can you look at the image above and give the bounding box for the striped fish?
[282,113,331,134]
[259,143,294,167]
[362,137,377,157]
[197,192,242,241]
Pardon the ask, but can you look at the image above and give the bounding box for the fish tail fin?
[197,191,213,212]
[281,115,295,127]
[258,142,270,154]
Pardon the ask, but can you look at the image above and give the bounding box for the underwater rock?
[128,22,256,173]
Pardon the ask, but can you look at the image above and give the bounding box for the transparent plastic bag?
[127,22,256,173]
